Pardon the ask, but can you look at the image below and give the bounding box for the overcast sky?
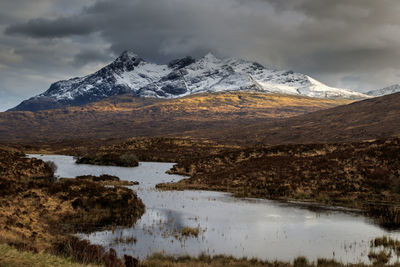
[1,0,400,111]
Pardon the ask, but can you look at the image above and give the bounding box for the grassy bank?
[0,243,99,267]
[0,146,145,266]
[142,253,400,267]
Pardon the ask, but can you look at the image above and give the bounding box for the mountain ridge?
[10,51,369,111]
[367,83,400,97]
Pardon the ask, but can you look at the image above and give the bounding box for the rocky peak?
[168,56,196,69]
[110,51,144,72]
[201,52,220,63]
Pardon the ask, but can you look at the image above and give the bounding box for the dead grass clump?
[180,227,200,237]
[368,250,391,265]
[112,235,137,245]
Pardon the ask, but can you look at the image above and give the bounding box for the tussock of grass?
[180,227,200,237]
[368,250,391,265]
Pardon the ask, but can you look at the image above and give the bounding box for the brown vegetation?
[76,153,139,167]
[0,146,145,266]
[0,243,100,267]
[225,92,400,145]
[19,137,240,163]
[141,253,400,267]
[369,236,400,264]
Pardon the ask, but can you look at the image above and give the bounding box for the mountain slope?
[10,51,368,111]
[2,91,399,145]
[367,84,400,97]
[0,92,350,143]
[222,92,400,144]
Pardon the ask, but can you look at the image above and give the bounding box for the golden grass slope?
[224,92,400,144]
[0,92,350,143]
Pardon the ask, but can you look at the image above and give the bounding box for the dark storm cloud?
[5,17,98,38]
[1,0,400,110]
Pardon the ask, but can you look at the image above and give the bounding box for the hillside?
[367,84,400,97]
[226,92,400,144]
[0,92,349,143]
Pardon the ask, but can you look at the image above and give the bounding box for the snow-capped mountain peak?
[366,84,400,97]
[10,51,370,111]
[202,52,219,62]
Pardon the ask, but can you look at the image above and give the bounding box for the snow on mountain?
[366,84,400,97]
[10,51,369,111]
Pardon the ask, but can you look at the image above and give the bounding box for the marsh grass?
[141,253,400,267]
[0,243,100,267]
[368,236,400,264]
[112,234,137,245]
[180,227,200,237]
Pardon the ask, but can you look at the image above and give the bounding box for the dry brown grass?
[0,146,145,266]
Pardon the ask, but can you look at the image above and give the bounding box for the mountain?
[0,92,351,143]
[10,51,368,111]
[366,84,400,97]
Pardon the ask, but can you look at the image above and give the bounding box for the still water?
[30,154,400,264]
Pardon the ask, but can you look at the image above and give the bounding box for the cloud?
[1,0,400,110]
[73,47,114,67]
[5,16,98,38]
